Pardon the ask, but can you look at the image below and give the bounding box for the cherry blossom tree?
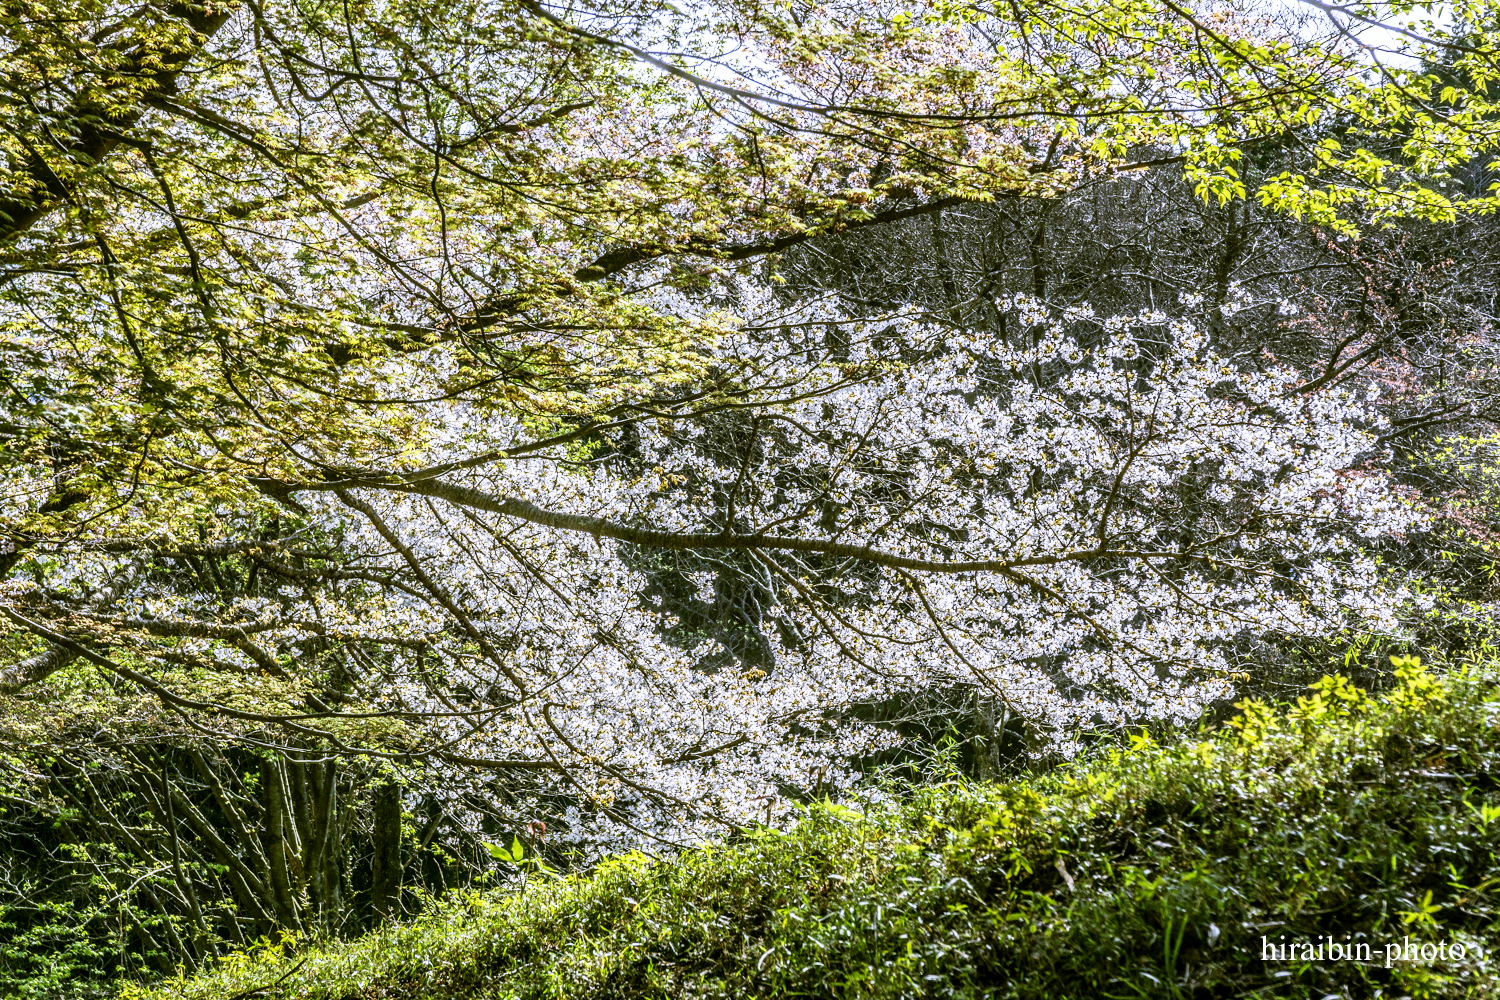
[2,282,1419,857]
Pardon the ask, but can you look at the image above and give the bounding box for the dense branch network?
[0,0,1491,853]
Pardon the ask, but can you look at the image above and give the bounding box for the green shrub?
[126,659,1500,999]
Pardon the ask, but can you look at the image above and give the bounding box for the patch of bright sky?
[1288,0,1456,71]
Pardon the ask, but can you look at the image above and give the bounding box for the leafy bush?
[126,659,1500,999]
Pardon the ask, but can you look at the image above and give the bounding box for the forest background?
[1,0,1499,994]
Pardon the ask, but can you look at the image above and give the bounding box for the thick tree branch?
[0,1,235,244]
[306,476,1239,577]
[0,557,145,693]
[571,195,966,282]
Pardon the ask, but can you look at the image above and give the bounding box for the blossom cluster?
[0,275,1420,851]
[274,285,1415,847]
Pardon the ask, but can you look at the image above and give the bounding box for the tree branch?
[307,476,1234,577]
[0,1,235,244]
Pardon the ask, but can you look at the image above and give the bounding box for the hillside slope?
[129,661,1500,1000]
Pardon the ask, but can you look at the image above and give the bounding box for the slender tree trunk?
[261,756,305,931]
[1208,199,1243,347]
[304,759,342,930]
[370,778,403,924]
[973,689,1003,780]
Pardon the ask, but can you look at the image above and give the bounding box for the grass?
[128,659,1500,999]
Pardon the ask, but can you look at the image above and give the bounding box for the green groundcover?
[127,659,1500,999]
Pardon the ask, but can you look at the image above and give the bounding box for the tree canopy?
[1,0,1498,986]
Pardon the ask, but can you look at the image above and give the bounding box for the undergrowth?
[126,658,1500,999]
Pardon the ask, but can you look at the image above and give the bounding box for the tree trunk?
[369,778,403,924]
[261,756,305,932]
